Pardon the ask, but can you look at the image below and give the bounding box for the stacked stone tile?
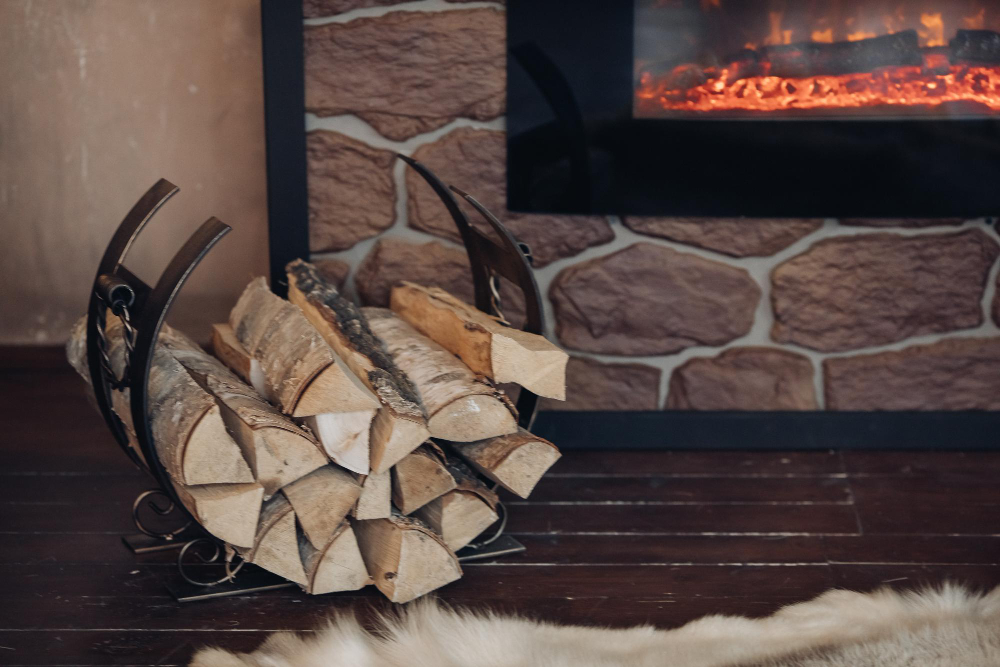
[68,264,564,603]
[304,1,1000,411]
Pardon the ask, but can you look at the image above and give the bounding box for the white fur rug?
[192,584,1000,667]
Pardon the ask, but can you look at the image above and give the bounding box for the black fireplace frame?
[260,0,1000,450]
[507,1,1000,218]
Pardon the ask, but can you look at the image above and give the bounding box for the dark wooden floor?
[2,352,999,665]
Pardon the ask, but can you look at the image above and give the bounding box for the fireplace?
[507,1,1000,217]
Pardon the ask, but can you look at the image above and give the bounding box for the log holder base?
[89,164,543,601]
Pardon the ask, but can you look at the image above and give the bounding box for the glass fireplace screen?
[635,0,1000,119]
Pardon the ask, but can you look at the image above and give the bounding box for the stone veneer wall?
[302,0,1000,412]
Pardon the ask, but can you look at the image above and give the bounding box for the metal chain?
[488,272,511,327]
[95,302,136,391]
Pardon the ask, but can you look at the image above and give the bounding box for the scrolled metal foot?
[177,538,245,588]
[132,489,193,540]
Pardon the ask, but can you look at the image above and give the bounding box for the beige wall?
[0,0,269,345]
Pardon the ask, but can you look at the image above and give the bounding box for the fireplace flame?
[919,12,946,47]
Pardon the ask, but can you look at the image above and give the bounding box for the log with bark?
[286,260,429,474]
[229,277,379,418]
[159,330,328,498]
[281,465,362,549]
[66,317,254,486]
[237,494,308,586]
[414,461,499,552]
[363,308,517,442]
[297,520,372,594]
[172,481,264,549]
[448,428,561,499]
[760,30,922,78]
[951,29,1000,64]
[211,321,375,474]
[390,282,567,400]
[354,513,462,603]
[352,468,392,520]
[391,442,456,514]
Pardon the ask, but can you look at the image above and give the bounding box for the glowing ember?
[636,63,1000,114]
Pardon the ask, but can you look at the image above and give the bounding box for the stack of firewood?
[67,260,566,603]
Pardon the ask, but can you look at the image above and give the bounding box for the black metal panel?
[533,411,1000,450]
[261,0,310,297]
[507,0,1000,218]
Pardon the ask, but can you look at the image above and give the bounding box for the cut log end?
[370,409,429,475]
[353,469,392,520]
[391,444,457,514]
[298,522,372,594]
[451,428,561,499]
[283,465,362,549]
[242,495,308,586]
[173,481,264,549]
[415,489,499,552]
[427,393,517,443]
[354,515,462,603]
[290,357,380,417]
[181,404,255,486]
[303,410,376,475]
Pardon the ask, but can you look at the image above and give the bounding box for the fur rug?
[192,584,1000,667]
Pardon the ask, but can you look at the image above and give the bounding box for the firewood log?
[210,323,264,391]
[390,282,567,400]
[760,30,921,78]
[286,260,429,474]
[352,469,391,520]
[414,461,499,551]
[229,278,379,417]
[66,317,254,486]
[951,29,1000,63]
[172,481,264,549]
[363,308,517,442]
[211,323,375,474]
[237,494,307,586]
[354,513,462,603]
[281,465,362,549]
[391,442,456,514]
[159,331,328,498]
[297,521,372,594]
[449,428,561,499]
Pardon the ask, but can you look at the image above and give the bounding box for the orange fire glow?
[919,12,946,47]
[811,29,834,43]
[636,64,1000,115]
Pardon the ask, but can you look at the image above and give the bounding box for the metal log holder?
[89,164,546,600]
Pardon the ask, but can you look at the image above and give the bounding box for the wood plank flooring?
[0,356,997,665]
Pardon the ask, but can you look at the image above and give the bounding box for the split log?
[281,465,362,549]
[449,428,561,499]
[414,461,499,552]
[66,317,254,486]
[212,320,376,474]
[229,278,379,417]
[353,513,462,603]
[301,411,375,475]
[390,282,567,400]
[951,29,1000,64]
[210,323,265,392]
[352,468,391,520]
[363,307,517,442]
[286,260,429,473]
[237,494,307,586]
[391,442,456,514]
[160,331,328,499]
[760,30,921,78]
[297,521,372,594]
[172,481,264,549]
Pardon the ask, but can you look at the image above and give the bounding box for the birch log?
[160,330,328,498]
[237,494,308,586]
[363,308,517,442]
[298,521,372,594]
[391,443,456,514]
[212,321,374,474]
[66,317,253,486]
[229,278,379,417]
[354,513,462,603]
[414,461,499,551]
[282,465,362,549]
[172,481,264,548]
[449,428,561,499]
[391,282,568,400]
[286,260,428,473]
[352,469,391,520]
